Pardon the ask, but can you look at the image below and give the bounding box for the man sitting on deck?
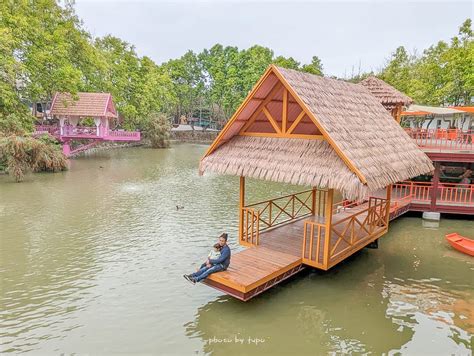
[184,233,231,284]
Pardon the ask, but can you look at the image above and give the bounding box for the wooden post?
[395,104,402,124]
[430,162,440,211]
[323,189,334,268]
[311,187,317,215]
[282,89,288,133]
[239,176,245,243]
[385,184,392,229]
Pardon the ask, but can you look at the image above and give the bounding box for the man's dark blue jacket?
[209,244,231,270]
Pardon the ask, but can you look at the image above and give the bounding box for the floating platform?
[204,201,390,301]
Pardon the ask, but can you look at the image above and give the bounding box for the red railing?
[405,128,474,151]
[438,182,474,205]
[392,181,474,206]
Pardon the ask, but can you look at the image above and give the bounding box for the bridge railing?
[404,128,474,151]
[63,126,98,136]
[107,130,141,139]
[392,181,474,206]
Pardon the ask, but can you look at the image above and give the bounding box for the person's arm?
[209,246,229,265]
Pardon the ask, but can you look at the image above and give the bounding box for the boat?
[445,233,474,256]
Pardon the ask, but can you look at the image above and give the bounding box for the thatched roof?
[359,76,413,108]
[51,92,117,118]
[200,66,433,200]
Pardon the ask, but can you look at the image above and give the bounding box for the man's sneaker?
[183,274,195,285]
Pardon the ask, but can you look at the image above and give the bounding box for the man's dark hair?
[219,233,228,241]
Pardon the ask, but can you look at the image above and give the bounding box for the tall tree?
[163,50,205,121]
[301,56,324,76]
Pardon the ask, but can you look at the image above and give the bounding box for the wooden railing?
[332,199,364,214]
[302,221,326,268]
[392,181,474,206]
[302,197,388,268]
[405,128,474,151]
[392,181,431,202]
[241,188,327,245]
[437,183,474,205]
[241,207,260,245]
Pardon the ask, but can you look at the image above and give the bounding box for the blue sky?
[75,0,473,77]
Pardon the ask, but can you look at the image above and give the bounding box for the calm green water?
[0,144,473,355]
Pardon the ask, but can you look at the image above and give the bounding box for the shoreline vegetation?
[0,1,472,182]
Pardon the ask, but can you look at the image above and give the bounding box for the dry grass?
[0,135,68,182]
[359,76,413,107]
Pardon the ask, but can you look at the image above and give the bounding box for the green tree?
[163,50,205,121]
[380,46,414,95]
[273,56,301,70]
[301,56,324,76]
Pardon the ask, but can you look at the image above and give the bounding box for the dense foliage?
[145,113,171,148]
[0,134,68,181]
[1,0,472,136]
[377,19,473,106]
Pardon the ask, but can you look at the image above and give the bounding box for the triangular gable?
[202,65,367,184]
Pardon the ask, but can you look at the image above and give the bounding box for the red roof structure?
[50,92,117,118]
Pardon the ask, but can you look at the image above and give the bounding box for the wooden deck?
[204,203,388,301]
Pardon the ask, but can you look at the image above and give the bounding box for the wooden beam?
[323,189,334,269]
[239,176,245,244]
[239,132,324,140]
[239,82,283,134]
[271,65,368,185]
[282,89,288,133]
[252,98,298,104]
[262,107,282,134]
[286,110,306,134]
[202,66,275,159]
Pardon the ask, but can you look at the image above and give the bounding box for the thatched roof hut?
[359,76,413,109]
[200,66,432,200]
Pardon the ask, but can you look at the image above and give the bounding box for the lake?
[1,144,472,354]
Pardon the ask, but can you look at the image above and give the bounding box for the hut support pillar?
[385,184,392,229]
[323,189,334,268]
[239,176,245,243]
[430,162,440,211]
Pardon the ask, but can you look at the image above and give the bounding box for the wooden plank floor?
[205,205,387,299]
[204,245,301,294]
